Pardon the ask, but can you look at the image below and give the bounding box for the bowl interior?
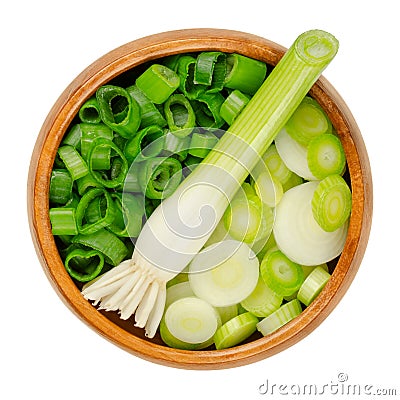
[28,29,373,369]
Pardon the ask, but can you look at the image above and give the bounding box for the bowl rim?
[27,28,373,369]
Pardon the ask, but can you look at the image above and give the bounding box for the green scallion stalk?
[96,85,141,138]
[78,97,101,124]
[164,94,196,137]
[49,169,73,205]
[72,228,128,266]
[49,207,78,235]
[64,248,105,282]
[220,89,250,125]
[136,64,180,104]
[224,53,267,95]
[83,30,339,338]
[126,84,167,128]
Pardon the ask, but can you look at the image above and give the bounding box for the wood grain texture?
[27,28,373,369]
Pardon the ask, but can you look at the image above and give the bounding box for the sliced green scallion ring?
[96,85,141,138]
[64,248,104,282]
[136,64,180,104]
[138,156,183,200]
[78,97,101,124]
[164,94,196,137]
[72,228,128,266]
[241,276,283,317]
[311,174,352,232]
[49,169,73,205]
[88,138,129,189]
[126,84,167,128]
[49,207,78,236]
[75,188,116,235]
[214,312,259,350]
[176,55,206,100]
[220,89,250,126]
[57,145,88,181]
[224,53,267,95]
[261,143,292,185]
[194,51,226,92]
[307,133,346,179]
[188,130,219,159]
[297,266,331,306]
[256,299,302,336]
[124,125,165,163]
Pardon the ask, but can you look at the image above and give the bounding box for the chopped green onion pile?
[50,30,350,350]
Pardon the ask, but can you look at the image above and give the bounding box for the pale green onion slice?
[214,312,259,350]
[165,281,194,310]
[256,299,302,336]
[312,174,352,232]
[189,240,259,307]
[285,96,332,145]
[164,297,220,344]
[297,266,331,306]
[274,181,348,265]
[282,172,304,192]
[241,277,283,317]
[253,170,283,207]
[160,317,214,350]
[223,191,274,244]
[261,144,293,184]
[302,263,329,279]
[275,128,317,180]
[307,133,346,179]
[260,250,304,297]
[216,304,239,325]
[204,217,232,247]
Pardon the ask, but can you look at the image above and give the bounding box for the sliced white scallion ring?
[297,266,331,306]
[312,174,352,232]
[164,297,220,344]
[256,299,302,336]
[214,312,259,350]
[275,128,318,180]
[189,240,259,307]
[273,181,348,265]
[165,281,194,310]
[240,276,283,317]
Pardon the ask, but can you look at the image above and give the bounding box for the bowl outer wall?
[27,28,373,369]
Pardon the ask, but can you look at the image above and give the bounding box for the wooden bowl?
[27,28,373,369]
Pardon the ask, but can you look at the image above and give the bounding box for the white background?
[2,1,399,398]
